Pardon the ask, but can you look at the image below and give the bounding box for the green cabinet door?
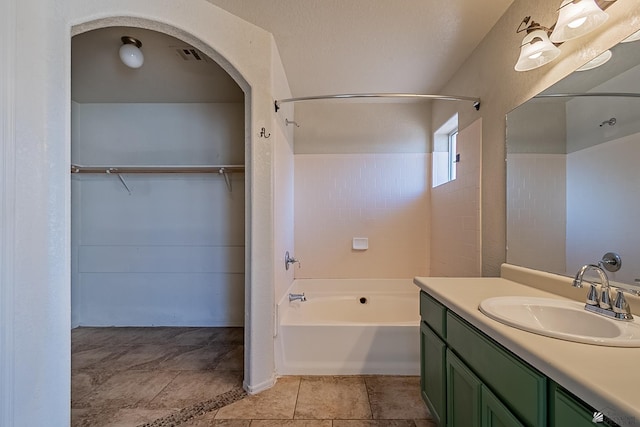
[446,349,482,427]
[481,385,525,427]
[550,384,615,427]
[421,322,446,426]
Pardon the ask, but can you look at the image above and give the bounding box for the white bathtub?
[275,279,420,375]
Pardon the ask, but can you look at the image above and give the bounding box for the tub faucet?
[289,293,306,302]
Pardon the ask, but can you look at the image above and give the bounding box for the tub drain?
[359,297,368,304]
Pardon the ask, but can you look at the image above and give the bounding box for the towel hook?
[260,127,271,138]
[285,119,300,128]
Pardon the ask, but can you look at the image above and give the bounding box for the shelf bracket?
[106,168,132,195]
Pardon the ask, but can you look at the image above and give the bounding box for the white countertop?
[414,271,640,427]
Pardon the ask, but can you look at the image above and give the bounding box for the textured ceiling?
[207,0,515,96]
[72,1,516,103]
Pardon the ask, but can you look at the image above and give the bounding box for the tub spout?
[289,293,306,302]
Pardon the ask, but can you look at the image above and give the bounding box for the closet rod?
[70,164,245,174]
[274,93,481,112]
[534,92,640,100]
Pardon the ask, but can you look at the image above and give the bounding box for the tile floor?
[72,327,434,427]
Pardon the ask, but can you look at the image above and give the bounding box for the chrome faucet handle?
[586,284,599,306]
[613,290,630,315]
[599,286,612,310]
[284,251,301,270]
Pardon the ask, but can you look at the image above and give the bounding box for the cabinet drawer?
[446,312,547,427]
[420,291,446,338]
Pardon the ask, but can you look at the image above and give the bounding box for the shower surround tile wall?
[430,119,482,277]
[294,153,430,279]
[507,153,566,274]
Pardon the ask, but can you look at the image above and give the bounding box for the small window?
[432,114,458,187]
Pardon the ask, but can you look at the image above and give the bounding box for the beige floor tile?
[71,408,118,427]
[294,377,372,420]
[102,408,174,427]
[76,369,179,408]
[181,414,251,427]
[413,420,438,427]
[72,346,122,370]
[211,328,244,344]
[157,345,232,371]
[150,370,243,409]
[171,328,220,346]
[365,376,429,420]
[215,345,244,371]
[215,377,300,419]
[250,420,332,426]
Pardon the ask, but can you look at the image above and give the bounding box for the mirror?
[506,38,640,287]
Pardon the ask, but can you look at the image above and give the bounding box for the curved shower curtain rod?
[274,93,481,112]
[534,92,640,100]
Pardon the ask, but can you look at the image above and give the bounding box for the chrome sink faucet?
[572,252,634,321]
[572,263,611,308]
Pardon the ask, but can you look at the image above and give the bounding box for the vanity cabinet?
[420,290,618,427]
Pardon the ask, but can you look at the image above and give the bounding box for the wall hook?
[260,127,271,138]
[285,119,300,128]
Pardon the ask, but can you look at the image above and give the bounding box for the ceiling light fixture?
[514,1,617,72]
[119,36,144,69]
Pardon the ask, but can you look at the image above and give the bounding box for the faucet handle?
[599,286,612,310]
[586,284,599,306]
[613,289,631,315]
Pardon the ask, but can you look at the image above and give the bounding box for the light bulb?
[529,52,543,60]
[568,16,587,29]
[119,37,144,69]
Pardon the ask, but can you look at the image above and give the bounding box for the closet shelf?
[70,164,245,193]
[70,164,245,174]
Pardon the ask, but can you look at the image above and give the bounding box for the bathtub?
[275,279,420,375]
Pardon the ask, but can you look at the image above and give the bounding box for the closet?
[71,26,245,327]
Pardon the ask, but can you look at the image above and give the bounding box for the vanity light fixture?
[576,49,612,71]
[119,36,144,69]
[515,18,561,72]
[514,0,617,72]
[549,0,609,43]
[621,29,640,43]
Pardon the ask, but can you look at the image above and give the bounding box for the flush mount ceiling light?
[576,49,612,71]
[515,18,561,72]
[119,36,144,69]
[549,0,608,43]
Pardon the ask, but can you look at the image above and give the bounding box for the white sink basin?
[479,296,640,347]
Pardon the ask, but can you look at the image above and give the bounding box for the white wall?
[566,133,640,284]
[506,153,566,274]
[430,119,482,276]
[294,152,430,279]
[432,0,640,277]
[1,1,292,424]
[71,102,245,327]
[273,118,295,303]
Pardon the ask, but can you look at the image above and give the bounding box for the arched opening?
[70,21,253,424]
